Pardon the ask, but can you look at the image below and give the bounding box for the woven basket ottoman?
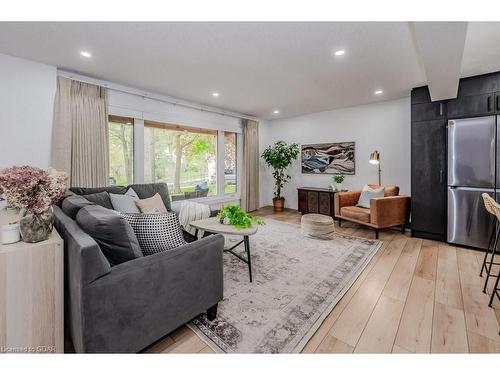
[301,214,335,239]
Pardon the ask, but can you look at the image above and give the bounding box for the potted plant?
[0,166,67,243]
[217,205,265,229]
[261,141,300,212]
[331,173,345,191]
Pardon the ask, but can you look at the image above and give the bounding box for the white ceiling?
[0,22,499,119]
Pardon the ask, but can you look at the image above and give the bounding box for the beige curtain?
[241,119,260,212]
[51,77,109,187]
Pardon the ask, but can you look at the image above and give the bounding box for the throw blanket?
[178,201,211,237]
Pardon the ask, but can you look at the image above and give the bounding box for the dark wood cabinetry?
[411,71,500,242]
[297,187,336,218]
[411,119,447,239]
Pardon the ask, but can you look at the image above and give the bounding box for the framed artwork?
[301,142,355,175]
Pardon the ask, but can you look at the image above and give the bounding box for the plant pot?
[19,207,53,243]
[273,197,285,212]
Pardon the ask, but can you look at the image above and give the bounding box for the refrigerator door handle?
[439,169,444,184]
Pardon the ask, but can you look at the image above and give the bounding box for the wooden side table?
[0,227,64,353]
[297,187,339,219]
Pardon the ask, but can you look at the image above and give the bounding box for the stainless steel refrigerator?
[447,116,497,249]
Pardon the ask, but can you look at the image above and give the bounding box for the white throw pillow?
[109,188,140,213]
[356,185,385,209]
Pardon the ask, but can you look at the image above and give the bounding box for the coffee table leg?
[244,235,252,282]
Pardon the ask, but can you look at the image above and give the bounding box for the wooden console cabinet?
[297,187,337,218]
[0,227,63,353]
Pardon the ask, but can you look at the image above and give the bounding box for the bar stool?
[480,193,500,307]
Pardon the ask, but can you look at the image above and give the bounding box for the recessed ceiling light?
[334,50,345,56]
[80,51,92,58]
[273,110,280,115]
[212,92,220,97]
[374,90,383,95]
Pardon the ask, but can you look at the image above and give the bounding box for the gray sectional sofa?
[54,183,224,353]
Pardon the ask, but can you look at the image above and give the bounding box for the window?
[108,116,134,186]
[224,132,238,194]
[144,121,217,201]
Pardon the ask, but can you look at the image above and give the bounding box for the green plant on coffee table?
[333,174,345,184]
[217,205,265,229]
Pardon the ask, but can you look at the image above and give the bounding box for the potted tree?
[261,141,300,212]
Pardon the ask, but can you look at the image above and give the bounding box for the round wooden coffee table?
[301,214,335,239]
[189,217,257,282]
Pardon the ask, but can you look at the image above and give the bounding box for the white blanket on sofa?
[178,201,211,237]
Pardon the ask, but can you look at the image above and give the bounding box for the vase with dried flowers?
[0,166,67,243]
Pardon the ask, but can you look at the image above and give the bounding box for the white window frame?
[123,118,241,208]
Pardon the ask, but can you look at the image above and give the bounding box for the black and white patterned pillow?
[121,213,187,256]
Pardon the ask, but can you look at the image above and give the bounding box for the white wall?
[260,97,411,209]
[0,53,57,169]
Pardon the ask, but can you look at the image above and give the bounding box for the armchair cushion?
[367,184,399,197]
[340,206,371,223]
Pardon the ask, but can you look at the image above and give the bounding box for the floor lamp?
[369,150,381,185]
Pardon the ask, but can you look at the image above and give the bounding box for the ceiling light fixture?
[273,110,280,115]
[80,51,92,58]
[374,89,383,95]
[334,50,345,56]
[212,92,220,97]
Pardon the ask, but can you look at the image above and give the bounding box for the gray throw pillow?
[76,205,143,266]
[61,195,95,219]
[82,191,113,209]
[121,213,187,256]
[356,185,385,208]
[109,188,140,213]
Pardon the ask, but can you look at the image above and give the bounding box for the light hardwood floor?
[143,206,500,354]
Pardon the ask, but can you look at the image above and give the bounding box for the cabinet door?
[446,93,494,118]
[318,192,331,216]
[411,102,446,122]
[411,86,432,104]
[457,74,499,97]
[298,190,308,213]
[411,120,446,236]
[307,191,319,213]
[496,93,500,113]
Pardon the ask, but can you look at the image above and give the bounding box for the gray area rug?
[188,218,381,353]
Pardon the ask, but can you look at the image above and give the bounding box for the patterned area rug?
[188,218,381,353]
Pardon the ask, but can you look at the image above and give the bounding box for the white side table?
[0,224,64,353]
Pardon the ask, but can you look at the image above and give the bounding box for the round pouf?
[301,214,335,239]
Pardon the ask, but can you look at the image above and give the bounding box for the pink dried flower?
[0,166,68,214]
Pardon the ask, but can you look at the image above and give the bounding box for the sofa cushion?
[82,191,113,210]
[357,185,385,208]
[367,184,399,197]
[61,195,95,220]
[121,213,187,256]
[76,205,143,266]
[128,183,171,211]
[70,186,128,196]
[109,188,140,213]
[135,193,168,214]
[340,206,371,223]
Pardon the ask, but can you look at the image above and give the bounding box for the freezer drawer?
[447,187,495,249]
[448,116,496,188]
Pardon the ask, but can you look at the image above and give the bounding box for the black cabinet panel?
[457,73,499,97]
[446,93,494,118]
[411,120,446,237]
[411,86,432,104]
[411,102,445,122]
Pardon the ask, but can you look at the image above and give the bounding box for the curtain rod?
[57,69,260,122]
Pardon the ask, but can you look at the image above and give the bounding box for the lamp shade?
[369,150,380,164]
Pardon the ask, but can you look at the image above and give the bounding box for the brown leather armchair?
[334,185,410,239]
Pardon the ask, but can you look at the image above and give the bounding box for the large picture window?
[108,116,134,186]
[224,132,238,194]
[144,121,217,201]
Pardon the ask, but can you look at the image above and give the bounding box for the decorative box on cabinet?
[297,187,336,218]
[0,225,64,353]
